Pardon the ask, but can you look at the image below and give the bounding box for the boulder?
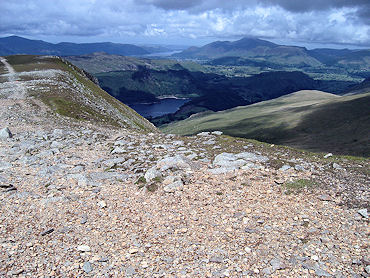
[144,166,162,181]
[156,155,191,171]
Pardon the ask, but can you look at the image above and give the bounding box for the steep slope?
[163,90,370,156]
[0,36,149,56]
[342,76,370,95]
[0,55,157,132]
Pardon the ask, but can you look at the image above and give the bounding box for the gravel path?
[0,57,27,99]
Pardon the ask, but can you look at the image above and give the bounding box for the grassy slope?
[5,55,157,133]
[162,90,370,156]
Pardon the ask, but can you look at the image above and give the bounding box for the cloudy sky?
[1,0,369,48]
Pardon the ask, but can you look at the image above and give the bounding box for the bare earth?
[0,57,369,277]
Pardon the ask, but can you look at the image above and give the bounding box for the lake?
[129,98,190,118]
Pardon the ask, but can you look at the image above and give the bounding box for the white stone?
[77,245,91,252]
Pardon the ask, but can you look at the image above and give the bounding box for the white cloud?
[0,0,369,47]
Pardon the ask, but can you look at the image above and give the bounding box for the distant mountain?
[65,52,205,74]
[163,90,370,157]
[0,36,150,56]
[174,37,322,67]
[308,48,370,67]
[174,37,370,70]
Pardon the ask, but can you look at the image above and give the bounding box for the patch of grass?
[146,182,159,192]
[283,179,316,194]
[135,176,146,185]
[216,191,223,195]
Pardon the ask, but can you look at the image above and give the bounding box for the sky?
[1,0,369,49]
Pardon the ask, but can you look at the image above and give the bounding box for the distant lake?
[129,98,190,118]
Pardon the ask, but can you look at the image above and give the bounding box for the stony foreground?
[0,55,369,277]
[0,99,369,278]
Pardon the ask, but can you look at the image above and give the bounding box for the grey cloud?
[138,0,203,10]
[137,0,370,24]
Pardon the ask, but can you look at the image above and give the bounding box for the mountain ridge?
[0,36,150,56]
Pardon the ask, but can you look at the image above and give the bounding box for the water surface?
[129,98,190,118]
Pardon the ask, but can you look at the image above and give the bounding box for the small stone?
[125,266,136,276]
[225,227,233,232]
[365,265,370,274]
[141,261,149,268]
[324,153,333,158]
[211,131,223,136]
[358,208,368,219]
[274,179,285,185]
[197,132,210,136]
[279,165,291,171]
[98,200,107,208]
[40,228,54,236]
[318,194,332,201]
[0,127,13,139]
[9,269,24,275]
[311,255,319,261]
[98,257,109,263]
[77,245,91,252]
[244,247,252,253]
[83,262,93,273]
[332,163,343,170]
[129,248,139,254]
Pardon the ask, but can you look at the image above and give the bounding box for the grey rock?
[315,268,332,277]
[50,141,64,149]
[279,165,291,171]
[0,127,12,139]
[235,152,269,163]
[0,161,12,171]
[295,165,305,171]
[318,194,332,201]
[98,257,109,263]
[172,140,184,146]
[209,256,223,263]
[101,157,125,168]
[365,265,370,274]
[83,262,93,273]
[208,167,237,175]
[157,155,191,171]
[211,131,223,136]
[125,266,136,276]
[332,163,343,170]
[241,162,260,170]
[357,208,368,219]
[203,139,216,145]
[262,267,273,275]
[270,258,283,270]
[164,180,184,193]
[111,146,126,154]
[197,132,210,136]
[144,166,162,181]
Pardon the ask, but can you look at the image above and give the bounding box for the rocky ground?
[0,57,369,277]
